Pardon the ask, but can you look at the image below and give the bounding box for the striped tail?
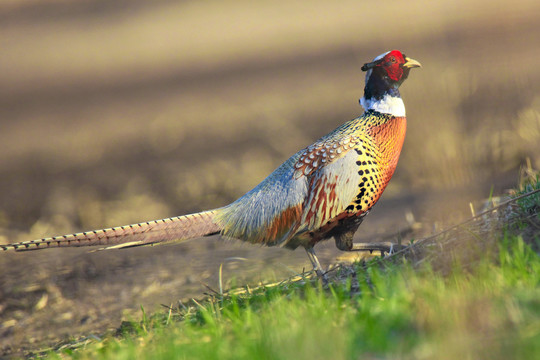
[1,209,222,252]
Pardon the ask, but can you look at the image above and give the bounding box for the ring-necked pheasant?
[1,50,421,277]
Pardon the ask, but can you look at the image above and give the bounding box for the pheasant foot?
[349,242,407,256]
[305,247,328,284]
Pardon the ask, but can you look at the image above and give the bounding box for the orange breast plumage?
[345,115,407,214]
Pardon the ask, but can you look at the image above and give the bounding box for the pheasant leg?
[305,247,328,283]
[335,229,406,256]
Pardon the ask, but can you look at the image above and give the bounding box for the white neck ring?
[360,94,406,117]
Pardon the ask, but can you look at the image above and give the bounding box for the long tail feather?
[1,209,222,252]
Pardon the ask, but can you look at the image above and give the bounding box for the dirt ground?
[1,0,539,357]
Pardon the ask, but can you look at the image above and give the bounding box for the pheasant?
[1,50,421,277]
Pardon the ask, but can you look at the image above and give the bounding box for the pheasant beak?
[403,57,422,69]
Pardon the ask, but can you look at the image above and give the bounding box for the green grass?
[41,177,540,360]
[45,242,539,360]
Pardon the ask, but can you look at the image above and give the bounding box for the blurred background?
[1,0,539,355]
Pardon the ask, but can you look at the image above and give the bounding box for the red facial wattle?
[377,50,406,82]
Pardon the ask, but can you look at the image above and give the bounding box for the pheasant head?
[359,50,421,117]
